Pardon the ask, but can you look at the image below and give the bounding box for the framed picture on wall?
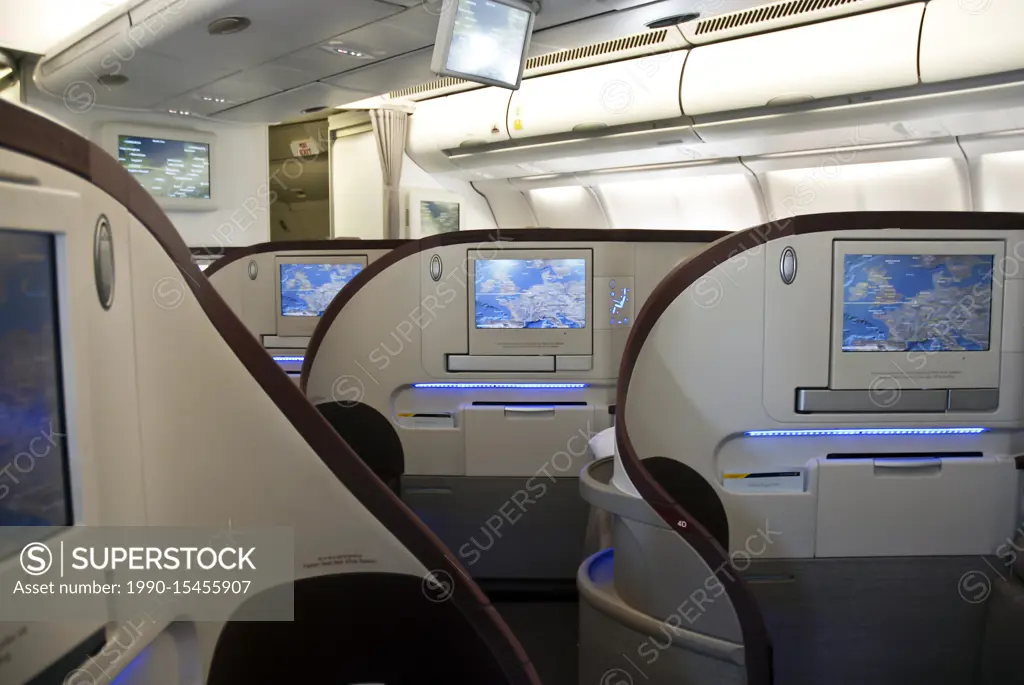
[405,189,464,238]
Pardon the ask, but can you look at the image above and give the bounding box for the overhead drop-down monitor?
[431,0,535,90]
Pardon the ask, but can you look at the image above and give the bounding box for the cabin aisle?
[494,600,579,684]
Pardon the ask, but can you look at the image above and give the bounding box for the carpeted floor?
[494,600,579,684]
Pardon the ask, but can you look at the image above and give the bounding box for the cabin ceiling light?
[201,96,228,103]
[208,16,252,35]
[319,43,374,59]
[168,109,191,116]
[301,105,328,114]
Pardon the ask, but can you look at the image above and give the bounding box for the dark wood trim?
[191,246,245,255]
[201,239,408,277]
[299,227,730,390]
[615,210,1024,685]
[0,100,540,685]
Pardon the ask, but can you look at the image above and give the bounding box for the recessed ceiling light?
[168,109,191,116]
[200,96,228,103]
[319,44,374,59]
[97,74,129,86]
[208,16,251,35]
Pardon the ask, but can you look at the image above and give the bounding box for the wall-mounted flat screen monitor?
[430,0,535,90]
[0,230,71,532]
[830,240,1004,390]
[406,190,464,238]
[275,255,367,337]
[102,124,217,211]
[119,135,210,198]
[421,200,461,235]
[468,249,592,356]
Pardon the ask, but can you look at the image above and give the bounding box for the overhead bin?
[920,0,1024,84]
[506,52,687,140]
[406,88,512,173]
[680,3,925,116]
[678,0,910,45]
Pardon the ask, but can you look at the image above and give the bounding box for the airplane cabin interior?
[1,0,1024,683]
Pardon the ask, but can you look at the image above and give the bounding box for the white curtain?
[369,108,409,239]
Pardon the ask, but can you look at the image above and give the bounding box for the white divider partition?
[0,101,543,685]
[300,229,730,582]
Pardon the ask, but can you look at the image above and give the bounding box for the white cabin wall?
[271,199,331,240]
[527,186,609,228]
[24,78,271,247]
[974,151,1024,213]
[330,131,384,239]
[596,174,765,231]
[758,158,969,217]
[400,155,496,230]
[474,183,538,228]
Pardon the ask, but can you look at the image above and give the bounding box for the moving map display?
[420,200,460,235]
[842,253,994,352]
[475,258,586,329]
[118,135,211,199]
[0,230,70,530]
[446,0,531,88]
[280,263,364,317]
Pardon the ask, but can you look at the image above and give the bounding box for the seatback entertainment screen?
[280,262,365,317]
[0,230,71,529]
[474,258,587,329]
[118,135,211,199]
[841,253,994,352]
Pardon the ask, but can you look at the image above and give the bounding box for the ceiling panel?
[327,0,780,101]
[154,93,229,117]
[136,0,403,76]
[272,6,439,81]
[156,62,319,115]
[58,48,221,109]
[528,0,772,56]
[215,81,371,124]
[0,0,129,54]
[321,47,436,95]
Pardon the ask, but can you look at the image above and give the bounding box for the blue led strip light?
[272,356,305,363]
[745,427,987,437]
[413,382,589,389]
